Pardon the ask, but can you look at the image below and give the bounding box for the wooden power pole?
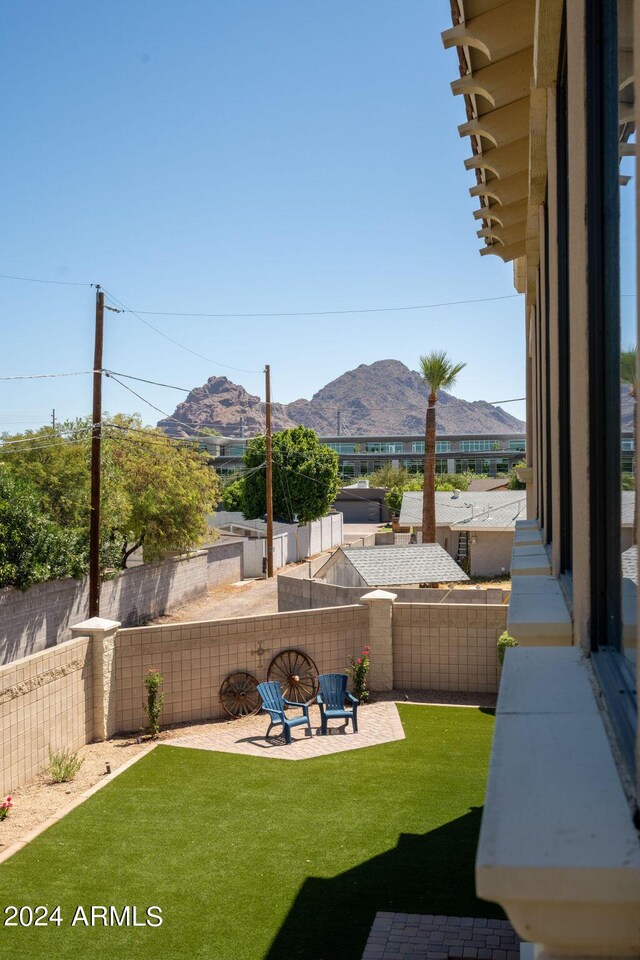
[265,364,274,578]
[89,287,104,618]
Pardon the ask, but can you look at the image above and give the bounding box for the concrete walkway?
[165,701,404,760]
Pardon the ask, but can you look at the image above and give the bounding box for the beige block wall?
[0,636,93,795]
[392,603,507,694]
[116,605,369,733]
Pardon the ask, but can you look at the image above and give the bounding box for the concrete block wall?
[0,636,93,795]
[392,603,508,693]
[115,605,369,733]
[277,571,510,612]
[0,539,244,666]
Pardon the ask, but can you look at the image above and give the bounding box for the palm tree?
[419,351,466,542]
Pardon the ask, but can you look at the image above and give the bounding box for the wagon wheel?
[267,649,319,704]
[219,672,261,719]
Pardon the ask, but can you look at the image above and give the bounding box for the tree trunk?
[422,394,437,542]
[120,537,144,570]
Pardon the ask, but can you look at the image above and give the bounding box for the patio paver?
[361,914,522,960]
[165,701,404,760]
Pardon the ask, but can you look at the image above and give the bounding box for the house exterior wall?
[468,532,514,578]
[0,636,93,794]
[442,2,640,956]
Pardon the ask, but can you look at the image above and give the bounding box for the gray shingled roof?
[399,490,527,530]
[342,544,468,586]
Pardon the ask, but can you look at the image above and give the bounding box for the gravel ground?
[150,576,280,624]
[0,691,496,855]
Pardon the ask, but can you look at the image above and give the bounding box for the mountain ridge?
[158,359,526,438]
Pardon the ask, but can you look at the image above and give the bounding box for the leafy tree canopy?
[0,414,221,577]
[241,426,340,523]
[0,467,87,590]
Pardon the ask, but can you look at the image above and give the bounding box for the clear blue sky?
[0,0,526,433]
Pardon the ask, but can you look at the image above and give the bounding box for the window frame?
[585,0,637,782]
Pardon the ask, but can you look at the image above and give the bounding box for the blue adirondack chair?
[317,673,358,735]
[256,681,312,744]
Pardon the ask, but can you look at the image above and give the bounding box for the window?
[621,438,635,451]
[586,0,636,779]
[411,441,424,453]
[557,18,573,573]
[459,439,500,452]
[327,443,357,454]
[435,459,449,474]
[363,442,403,454]
[508,439,526,452]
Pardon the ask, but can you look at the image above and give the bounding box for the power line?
[487,396,526,404]
[104,372,198,432]
[0,424,96,446]
[104,369,193,392]
[101,288,263,375]
[0,273,94,287]
[0,371,92,381]
[119,293,523,318]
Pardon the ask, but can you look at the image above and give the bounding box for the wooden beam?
[442,0,535,63]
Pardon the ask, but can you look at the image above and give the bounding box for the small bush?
[144,667,165,738]
[48,747,84,783]
[347,646,371,704]
[497,631,519,665]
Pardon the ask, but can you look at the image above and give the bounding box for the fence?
[277,566,510,612]
[0,538,244,666]
[1,592,509,795]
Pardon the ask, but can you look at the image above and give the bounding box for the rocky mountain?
[158,359,526,438]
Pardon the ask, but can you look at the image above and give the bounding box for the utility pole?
[89,287,104,618]
[337,409,341,437]
[264,364,274,578]
[51,408,56,433]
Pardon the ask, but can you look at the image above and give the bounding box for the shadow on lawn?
[263,806,503,960]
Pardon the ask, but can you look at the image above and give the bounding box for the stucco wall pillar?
[360,590,396,691]
[71,617,120,741]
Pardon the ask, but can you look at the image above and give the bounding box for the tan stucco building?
[442,1,639,957]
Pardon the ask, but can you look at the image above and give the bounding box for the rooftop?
[399,490,527,530]
[338,543,469,586]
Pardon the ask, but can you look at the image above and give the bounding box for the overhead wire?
[101,288,263,375]
[114,293,523,318]
[0,371,92,381]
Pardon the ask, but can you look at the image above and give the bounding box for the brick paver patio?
[166,701,404,760]
[361,913,522,960]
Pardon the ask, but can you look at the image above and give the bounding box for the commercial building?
[441,1,639,957]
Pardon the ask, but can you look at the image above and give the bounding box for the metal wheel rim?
[267,649,319,703]
[219,672,261,719]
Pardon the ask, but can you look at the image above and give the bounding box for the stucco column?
[360,590,396,691]
[71,617,120,741]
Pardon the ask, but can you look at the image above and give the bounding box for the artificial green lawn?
[0,705,501,960]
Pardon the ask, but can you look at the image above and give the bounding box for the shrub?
[497,631,519,665]
[144,667,165,738]
[347,646,371,703]
[0,796,12,820]
[48,747,84,783]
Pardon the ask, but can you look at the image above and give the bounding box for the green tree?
[0,467,87,590]
[221,477,246,512]
[418,352,466,541]
[106,416,221,565]
[0,415,221,572]
[241,426,340,523]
